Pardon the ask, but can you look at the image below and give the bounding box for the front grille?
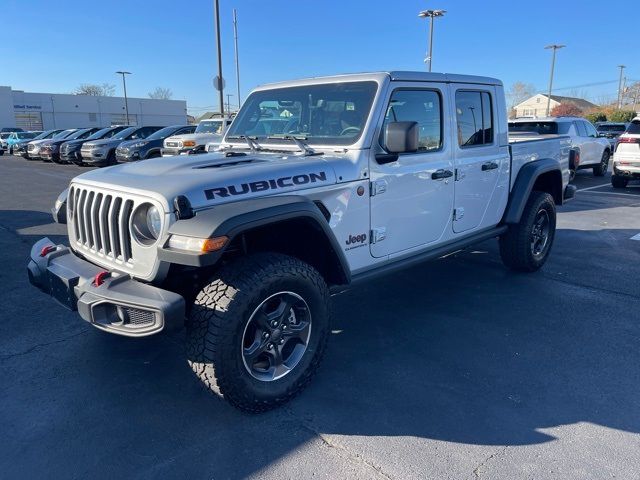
[68,185,135,263]
[120,307,156,326]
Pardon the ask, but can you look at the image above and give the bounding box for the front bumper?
[115,149,140,163]
[60,150,82,163]
[27,237,185,337]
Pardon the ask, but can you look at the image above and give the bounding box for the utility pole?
[233,8,241,108]
[116,71,132,125]
[544,44,565,116]
[617,65,626,109]
[214,0,224,117]
[418,9,446,72]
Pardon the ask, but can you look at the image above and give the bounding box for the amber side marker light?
[168,235,229,253]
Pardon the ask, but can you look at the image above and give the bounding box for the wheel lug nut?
[263,332,270,339]
[267,343,273,350]
[271,320,278,327]
[279,338,285,345]
[282,325,287,330]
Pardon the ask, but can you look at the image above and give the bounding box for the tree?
[609,110,637,123]
[550,103,583,117]
[73,83,115,96]
[506,81,536,110]
[148,87,173,100]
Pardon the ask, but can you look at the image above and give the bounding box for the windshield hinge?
[370,179,387,196]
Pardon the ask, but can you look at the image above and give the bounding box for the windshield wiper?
[266,135,321,156]
[225,135,262,153]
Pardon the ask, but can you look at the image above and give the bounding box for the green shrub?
[609,110,637,123]
[585,112,607,124]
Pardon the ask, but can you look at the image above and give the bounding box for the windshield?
[196,120,224,134]
[54,129,76,139]
[17,132,37,139]
[626,120,640,135]
[148,126,184,140]
[508,121,569,135]
[227,81,378,146]
[113,127,138,140]
[0,133,9,139]
[597,124,626,132]
[66,129,91,140]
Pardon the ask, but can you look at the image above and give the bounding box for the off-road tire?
[186,253,331,413]
[499,191,556,272]
[611,175,628,189]
[593,150,610,177]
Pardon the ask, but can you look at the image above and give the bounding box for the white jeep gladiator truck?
[162,117,233,156]
[28,72,574,412]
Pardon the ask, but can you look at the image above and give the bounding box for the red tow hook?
[93,271,110,287]
[39,245,56,257]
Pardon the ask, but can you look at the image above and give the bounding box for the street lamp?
[544,44,565,117]
[116,71,132,125]
[617,65,626,109]
[418,9,446,72]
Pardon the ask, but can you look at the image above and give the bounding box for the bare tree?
[148,87,173,100]
[74,83,116,96]
[506,81,536,110]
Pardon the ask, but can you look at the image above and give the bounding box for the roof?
[255,71,503,91]
[515,94,597,110]
[509,116,582,123]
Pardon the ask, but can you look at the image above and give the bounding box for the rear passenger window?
[382,89,442,152]
[456,91,493,147]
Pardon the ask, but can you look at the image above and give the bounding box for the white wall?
[7,89,187,130]
[514,94,560,118]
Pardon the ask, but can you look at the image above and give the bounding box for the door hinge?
[370,179,387,196]
[370,227,387,243]
[453,208,465,221]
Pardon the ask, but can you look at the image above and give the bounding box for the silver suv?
[509,117,612,177]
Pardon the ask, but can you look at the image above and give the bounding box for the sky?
[0,0,636,115]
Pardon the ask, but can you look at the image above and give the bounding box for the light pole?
[214,0,224,117]
[116,71,131,125]
[233,8,241,108]
[617,65,626,109]
[418,9,446,72]
[544,44,565,116]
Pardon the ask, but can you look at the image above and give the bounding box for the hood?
[165,133,222,144]
[84,138,121,148]
[73,151,356,211]
[61,138,88,148]
[28,139,51,146]
[118,138,161,150]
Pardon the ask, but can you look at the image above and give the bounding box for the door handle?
[431,169,453,180]
[481,161,499,171]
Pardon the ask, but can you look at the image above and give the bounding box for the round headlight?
[132,203,162,245]
[147,206,161,238]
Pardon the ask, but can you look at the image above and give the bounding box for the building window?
[14,112,43,131]
[89,113,97,122]
[536,97,541,103]
[110,114,137,126]
[456,91,493,147]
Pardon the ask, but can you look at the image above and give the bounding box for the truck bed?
[508,135,571,189]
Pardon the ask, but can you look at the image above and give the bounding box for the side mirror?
[384,121,419,153]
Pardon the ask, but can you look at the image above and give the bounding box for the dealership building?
[0,86,187,131]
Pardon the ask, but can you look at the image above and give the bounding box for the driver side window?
[381,89,442,152]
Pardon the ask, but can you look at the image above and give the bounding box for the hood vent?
[193,158,261,170]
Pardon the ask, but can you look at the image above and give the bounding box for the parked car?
[29,71,574,412]
[162,117,233,156]
[116,125,196,163]
[0,133,11,155]
[3,131,42,154]
[13,130,61,158]
[509,117,611,177]
[25,129,69,160]
[596,122,628,150]
[80,126,163,166]
[0,127,24,133]
[39,128,101,163]
[611,117,640,188]
[60,126,128,165]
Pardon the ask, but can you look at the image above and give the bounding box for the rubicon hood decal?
[204,171,328,199]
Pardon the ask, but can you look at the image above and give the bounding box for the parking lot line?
[578,190,640,198]
[577,183,612,192]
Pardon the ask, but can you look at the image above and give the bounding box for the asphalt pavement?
[1,155,639,479]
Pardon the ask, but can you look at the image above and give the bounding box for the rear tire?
[611,175,628,189]
[499,191,556,272]
[593,150,610,177]
[186,253,331,413]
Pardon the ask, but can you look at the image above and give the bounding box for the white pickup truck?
[29,71,574,412]
[162,117,233,156]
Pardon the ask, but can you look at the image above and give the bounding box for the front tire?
[499,191,556,272]
[593,150,610,177]
[611,175,628,189]
[186,253,331,413]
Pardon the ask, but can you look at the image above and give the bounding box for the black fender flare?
[158,195,351,284]
[503,158,562,224]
